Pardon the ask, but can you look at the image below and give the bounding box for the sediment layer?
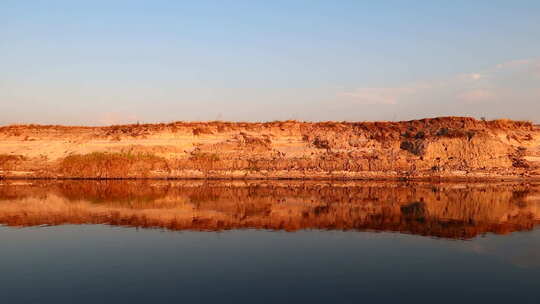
[1,117,539,179]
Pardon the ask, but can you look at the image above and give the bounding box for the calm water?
[1,180,540,303]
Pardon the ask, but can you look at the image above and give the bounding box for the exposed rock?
[0,117,539,179]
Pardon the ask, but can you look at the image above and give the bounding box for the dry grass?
[192,127,214,136]
[189,152,220,162]
[435,128,476,140]
[0,154,25,171]
[59,152,168,178]
[0,154,24,163]
[488,119,533,129]
[1,117,534,143]
[184,152,222,172]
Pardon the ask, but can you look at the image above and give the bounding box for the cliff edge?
[1,117,539,179]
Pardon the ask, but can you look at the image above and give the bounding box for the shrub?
[414,131,425,139]
[0,154,24,163]
[59,152,167,178]
[192,127,213,136]
[436,128,476,140]
[187,152,222,172]
[312,137,331,150]
[400,140,425,156]
[189,152,220,162]
[0,154,25,171]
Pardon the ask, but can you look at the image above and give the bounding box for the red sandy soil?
[0,117,539,179]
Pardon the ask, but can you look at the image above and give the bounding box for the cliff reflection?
[1,180,539,239]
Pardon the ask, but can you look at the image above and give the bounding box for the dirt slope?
[1,117,539,179]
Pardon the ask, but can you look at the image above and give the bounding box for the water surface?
[1,180,540,303]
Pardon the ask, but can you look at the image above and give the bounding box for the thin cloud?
[340,58,539,103]
[458,89,495,103]
[98,112,139,126]
[337,87,418,105]
[334,58,540,122]
[464,73,483,81]
[534,62,540,76]
[496,59,533,69]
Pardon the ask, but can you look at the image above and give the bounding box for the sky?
[1,0,539,125]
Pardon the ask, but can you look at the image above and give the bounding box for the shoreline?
[2,175,540,182]
[1,117,539,179]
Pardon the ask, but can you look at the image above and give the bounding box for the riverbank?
[1,117,539,179]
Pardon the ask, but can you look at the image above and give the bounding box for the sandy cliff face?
[0,117,539,179]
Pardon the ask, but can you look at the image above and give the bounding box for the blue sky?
[1,0,539,125]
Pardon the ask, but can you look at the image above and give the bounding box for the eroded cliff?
[1,117,539,179]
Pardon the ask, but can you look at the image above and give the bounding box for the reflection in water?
[3,180,540,304]
[1,180,539,239]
